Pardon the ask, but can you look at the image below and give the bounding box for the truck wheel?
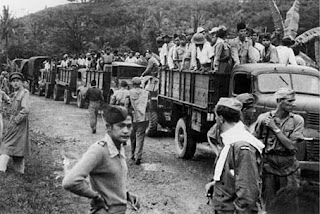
[53,85,61,101]
[175,118,196,159]
[77,92,85,108]
[44,84,50,98]
[146,111,158,137]
[64,89,71,104]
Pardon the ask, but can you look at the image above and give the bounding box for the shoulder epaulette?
[97,140,107,147]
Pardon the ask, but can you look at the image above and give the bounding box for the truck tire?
[64,89,71,104]
[53,85,61,101]
[146,111,158,137]
[44,84,50,98]
[174,118,196,159]
[77,92,85,108]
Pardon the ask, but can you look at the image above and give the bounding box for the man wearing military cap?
[191,33,214,72]
[205,97,264,214]
[0,72,30,174]
[127,76,149,165]
[63,105,140,214]
[254,87,304,211]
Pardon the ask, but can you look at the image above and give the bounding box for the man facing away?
[110,81,130,107]
[85,80,104,134]
[127,77,149,165]
[62,105,139,214]
[253,88,304,211]
[205,97,264,214]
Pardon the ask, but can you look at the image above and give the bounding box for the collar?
[104,134,126,158]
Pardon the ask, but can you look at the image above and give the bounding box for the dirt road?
[29,95,217,214]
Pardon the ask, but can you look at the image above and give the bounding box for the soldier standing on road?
[127,77,149,165]
[0,72,30,174]
[85,80,104,134]
[253,88,304,211]
[205,98,264,214]
[62,105,140,214]
[110,81,130,107]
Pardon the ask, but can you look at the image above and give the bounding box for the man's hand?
[127,192,140,211]
[263,116,278,131]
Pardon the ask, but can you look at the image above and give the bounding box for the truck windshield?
[258,73,320,96]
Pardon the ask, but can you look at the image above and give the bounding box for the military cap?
[197,27,205,34]
[104,105,128,124]
[9,72,24,81]
[132,77,142,85]
[282,36,295,46]
[216,97,243,113]
[274,88,295,100]
[236,93,255,108]
[191,33,206,45]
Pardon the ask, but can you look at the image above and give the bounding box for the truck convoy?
[151,63,319,172]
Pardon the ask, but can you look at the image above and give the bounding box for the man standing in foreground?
[254,88,303,211]
[62,105,139,214]
[127,77,149,165]
[205,98,264,214]
[85,80,104,134]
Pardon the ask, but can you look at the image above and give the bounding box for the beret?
[274,88,295,100]
[9,72,24,81]
[236,93,255,108]
[132,77,142,85]
[216,97,243,113]
[104,105,128,124]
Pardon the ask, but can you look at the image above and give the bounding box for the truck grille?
[306,139,320,161]
[307,113,319,130]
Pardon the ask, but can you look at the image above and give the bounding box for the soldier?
[205,97,264,214]
[63,105,140,214]
[85,80,104,134]
[141,50,159,77]
[254,88,304,211]
[127,77,149,165]
[110,81,130,106]
[0,72,30,174]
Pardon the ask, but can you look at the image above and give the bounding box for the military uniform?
[254,110,304,210]
[85,87,104,133]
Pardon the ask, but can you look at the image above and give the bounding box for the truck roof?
[111,61,146,68]
[233,63,319,77]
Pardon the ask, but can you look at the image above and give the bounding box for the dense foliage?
[0,0,319,63]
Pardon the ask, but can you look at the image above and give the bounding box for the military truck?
[153,64,319,171]
[52,67,111,107]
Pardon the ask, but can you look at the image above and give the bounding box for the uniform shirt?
[196,41,214,65]
[125,56,138,63]
[277,46,297,65]
[212,122,262,212]
[160,43,169,65]
[85,87,104,102]
[129,88,149,122]
[230,37,253,65]
[167,45,177,69]
[102,53,114,64]
[110,88,130,106]
[261,44,279,63]
[62,134,128,213]
[254,111,304,176]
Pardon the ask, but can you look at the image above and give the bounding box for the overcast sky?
[0,0,68,18]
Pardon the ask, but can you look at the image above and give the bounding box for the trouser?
[0,154,25,173]
[89,101,100,131]
[262,169,300,211]
[130,121,148,160]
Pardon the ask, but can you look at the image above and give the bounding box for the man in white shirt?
[168,35,180,70]
[160,35,170,66]
[191,33,213,72]
[125,51,138,63]
[276,37,297,65]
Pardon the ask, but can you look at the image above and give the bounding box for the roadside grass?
[0,130,88,214]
